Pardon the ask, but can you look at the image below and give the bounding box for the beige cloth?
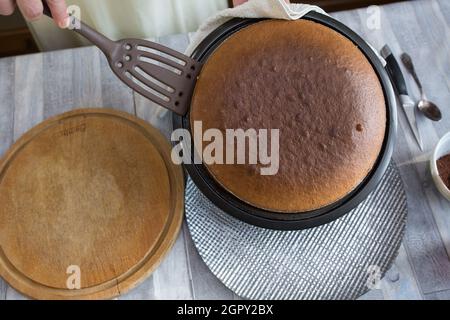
[151,0,326,118]
[185,0,384,70]
[29,0,228,51]
[186,0,326,54]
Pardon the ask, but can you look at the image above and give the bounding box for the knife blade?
[381,45,423,151]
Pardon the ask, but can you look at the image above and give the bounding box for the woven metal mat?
[185,162,407,300]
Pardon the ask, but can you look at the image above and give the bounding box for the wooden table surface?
[0,0,449,300]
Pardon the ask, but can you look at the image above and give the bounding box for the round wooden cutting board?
[0,108,184,300]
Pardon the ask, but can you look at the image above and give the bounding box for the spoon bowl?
[418,99,442,121]
[401,52,443,122]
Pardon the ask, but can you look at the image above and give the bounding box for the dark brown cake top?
[190,19,386,212]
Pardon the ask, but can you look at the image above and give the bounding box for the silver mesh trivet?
[185,162,407,300]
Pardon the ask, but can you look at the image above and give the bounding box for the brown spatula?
[43,2,202,115]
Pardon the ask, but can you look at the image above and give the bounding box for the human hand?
[0,0,68,28]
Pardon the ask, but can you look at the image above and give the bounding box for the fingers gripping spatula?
[42,2,202,115]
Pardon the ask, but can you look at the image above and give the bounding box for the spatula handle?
[42,0,51,17]
[42,0,118,56]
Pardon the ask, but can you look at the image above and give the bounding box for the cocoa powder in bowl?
[437,154,450,190]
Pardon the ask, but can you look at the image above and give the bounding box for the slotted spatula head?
[110,39,202,115]
[43,2,201,116]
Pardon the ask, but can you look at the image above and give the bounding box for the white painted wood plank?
[71,47,103,108]
[0,57,15,157]
[42,46,107,116]
[412,0,450,97]
[425,289,450,300]
[438,0,450,27]
[359,1,450,299]
[384,3,449,136]
[358,289,384,300]
[382,1,450,295]
[0,279,6,300]
[42,50,74,117]
[118,277,155,300]
[423,172,450,260]
[5,286,29,300]
[135,96,173,139]
[183,224,235,300]
[152,227,194,300]
[379,244,423,300]
[13,54,44,140]
[233,293,243,300]
[98,51,135,114]
[407,1,450,267]
[0,57,15,300]
[393,144,450,294]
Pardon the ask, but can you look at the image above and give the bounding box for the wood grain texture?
[99,49,135,114]
[6,286,28,300]
[118,276,155,300]
[0,57,16,301]
[42,50,75,117]
[183,224,236,300]
[0,109,185,299]
[425,288,450,300]
[13,54,43,140]
[333,0,450,299]
[340,1,450,298]
[358,288,384,300]
[382,1,450,295]
[0,0,449,300]
[439,0,450,26]
[378,244,423,299]
[0,279,7,300]
[0,58,14,157]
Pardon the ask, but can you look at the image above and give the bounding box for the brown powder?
[437,154,450,190]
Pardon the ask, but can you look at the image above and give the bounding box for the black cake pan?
[173,12,397,230]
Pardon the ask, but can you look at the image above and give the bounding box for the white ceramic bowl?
[431,132,450,201]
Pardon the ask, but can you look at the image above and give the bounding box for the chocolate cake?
[190,19,386,213]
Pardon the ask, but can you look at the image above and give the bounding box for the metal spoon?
[400,53,442,121]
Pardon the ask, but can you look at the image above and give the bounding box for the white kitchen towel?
[186,0,326,55]
[156,0,383,118]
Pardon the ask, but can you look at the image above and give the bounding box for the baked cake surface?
[190,19,386,212]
